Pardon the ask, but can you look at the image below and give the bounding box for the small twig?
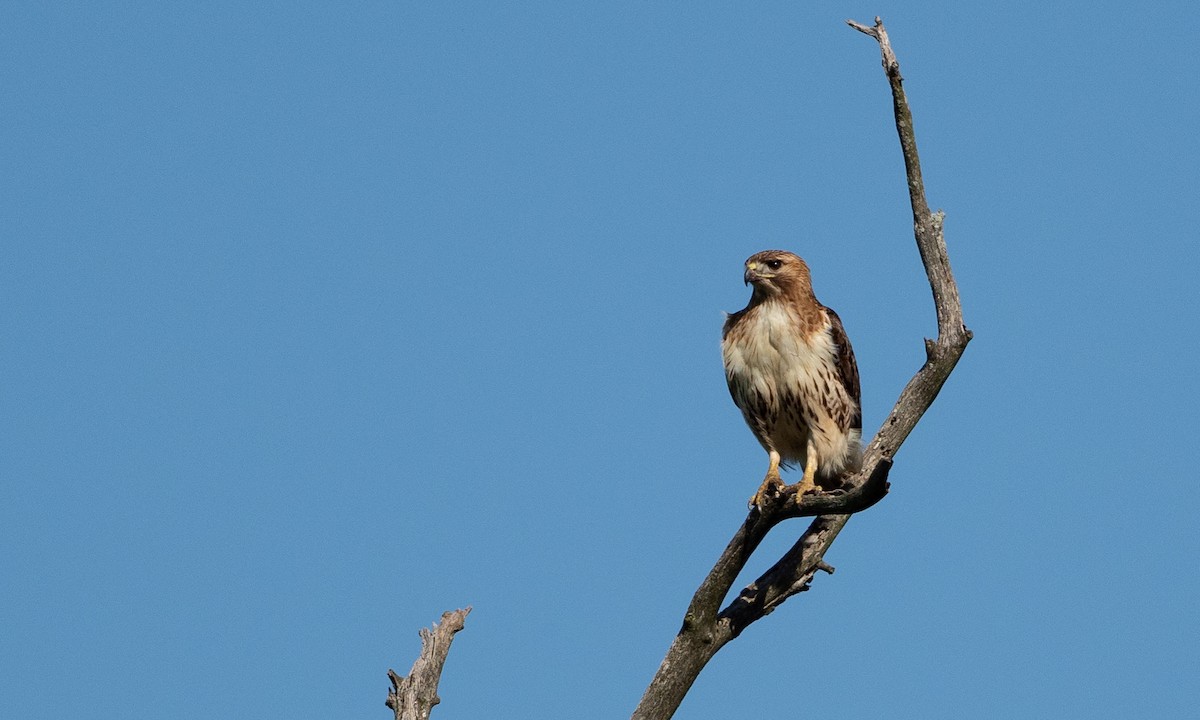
[386,608,471,720]
[847,16,899,76]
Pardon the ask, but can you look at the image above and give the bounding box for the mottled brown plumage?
[722,250,862,507]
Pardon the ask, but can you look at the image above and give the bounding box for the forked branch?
[630,17,971,720]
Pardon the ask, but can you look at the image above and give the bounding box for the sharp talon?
[748,472,784,509]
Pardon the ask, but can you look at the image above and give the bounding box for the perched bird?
[722,250,862,507]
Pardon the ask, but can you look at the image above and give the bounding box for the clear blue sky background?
[4,2,1198,718]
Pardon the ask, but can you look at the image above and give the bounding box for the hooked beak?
[744,262,760,285]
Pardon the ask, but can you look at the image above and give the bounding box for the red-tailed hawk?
[722,250,862,507]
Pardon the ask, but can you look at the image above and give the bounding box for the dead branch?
[386,608,471,720]
[630,18,971,720]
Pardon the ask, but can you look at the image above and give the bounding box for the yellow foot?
[749,472,784,508]
[792,476,818,496]
[794,441,820,496]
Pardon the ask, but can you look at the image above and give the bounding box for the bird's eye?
[766,259,783,270]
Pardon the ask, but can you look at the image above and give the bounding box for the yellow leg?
[749,450,785,508]
[793,440,819,496]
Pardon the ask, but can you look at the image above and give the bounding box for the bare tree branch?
[631,18,972,720]
[386,608,471,720]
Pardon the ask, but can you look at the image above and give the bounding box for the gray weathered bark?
[630,17,972,720]
[386,608,471,720]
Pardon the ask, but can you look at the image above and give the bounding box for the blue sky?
[4,2,1198,718]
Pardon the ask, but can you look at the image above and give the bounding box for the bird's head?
[743,250,814,299]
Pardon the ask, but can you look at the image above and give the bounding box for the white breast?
[723,303,834,398]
